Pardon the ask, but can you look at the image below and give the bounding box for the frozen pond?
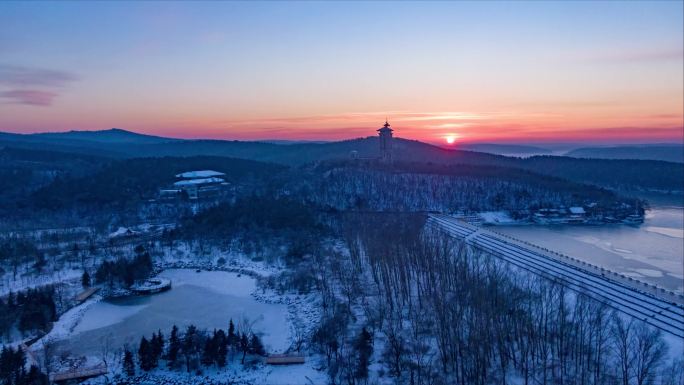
[55,269,290,356]
[495,205,684,293]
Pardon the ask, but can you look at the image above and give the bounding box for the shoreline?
[31,257,319,364]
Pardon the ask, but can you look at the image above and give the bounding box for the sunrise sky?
[0,1,682,145]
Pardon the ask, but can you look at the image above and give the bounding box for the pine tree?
[182,325,199,372]
[134,244,145,256]
[81,271,91,288]
[148,333,159,368]
[215,329,228,367]
[354,327,373,381]
[6,291,14,308]
[138,336,153,371]
[201,336,215,367]
[249,334,266,356]
[123,349,135,376]
[167,325,181,369]
[153,329,164,361]
[228,319,236,347]
[25,365,48,385]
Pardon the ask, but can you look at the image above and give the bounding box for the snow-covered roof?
[173,177,224,186]
[569,207,586,214]
[108,227,139,238]
[175,170,225,178]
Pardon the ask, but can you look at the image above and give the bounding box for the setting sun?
[445,135,457,144]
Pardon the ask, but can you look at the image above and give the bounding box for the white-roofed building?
[161,170,229,200]
[173,177,225,187]
[567,206,587,223]
[175,170,226,179]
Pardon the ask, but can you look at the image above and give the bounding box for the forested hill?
[6,156,285,211]
[0,147,108,204]
[512,156,683,192]
[2,129,682,191]
[290,160,635,215]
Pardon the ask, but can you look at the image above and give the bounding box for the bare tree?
[632,323,667,385]
[612,315,635,385]
[40,337,55,381]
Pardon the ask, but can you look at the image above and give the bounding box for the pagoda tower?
[377,119,393,163]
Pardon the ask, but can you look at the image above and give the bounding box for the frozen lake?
[55,269,290,356]
[495,205,684,293]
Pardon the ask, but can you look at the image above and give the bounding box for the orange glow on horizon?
[2,110,682,144]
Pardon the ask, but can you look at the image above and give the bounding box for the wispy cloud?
[0,64,77,87]
[221,111,493,127]
[0,64,77,106]
[0,89,58,106]
[579,48,684,64]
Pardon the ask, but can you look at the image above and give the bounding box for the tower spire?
[377,119,394,163]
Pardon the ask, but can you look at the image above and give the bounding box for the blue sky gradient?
[0,1,682,143]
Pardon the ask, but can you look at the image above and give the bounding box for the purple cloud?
[0,64,77,87]
[0,89,58,106]
[0,64,77,106]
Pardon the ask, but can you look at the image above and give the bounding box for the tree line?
[0,286,56,340]
[172,195,324,265]
[94,245,153,288]
[0,237,43,280]
[122,319,267,377]
[0,345,48,385]
[295,162,640,218]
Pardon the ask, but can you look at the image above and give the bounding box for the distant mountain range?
[0,128,176,157]
[1,128,682,192]
[565,144,683,163]
[0,129,502,164]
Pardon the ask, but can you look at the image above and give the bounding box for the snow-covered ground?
[30,250,325,385]
[98,357,328,385]
[0,266,82,297]
[478,211,517,224]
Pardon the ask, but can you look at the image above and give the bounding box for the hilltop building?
[159,170,229,200]
[347,120,395,162]
[377,120,394,163]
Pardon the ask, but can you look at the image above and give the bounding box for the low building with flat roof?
[161,170,230,200]
[175,170,225,179]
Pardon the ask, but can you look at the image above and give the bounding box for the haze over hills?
[455,143,554,157]
[565,144,684,163]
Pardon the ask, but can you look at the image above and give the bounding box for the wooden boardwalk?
[74,287,99,303]
[265,354,305,365]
